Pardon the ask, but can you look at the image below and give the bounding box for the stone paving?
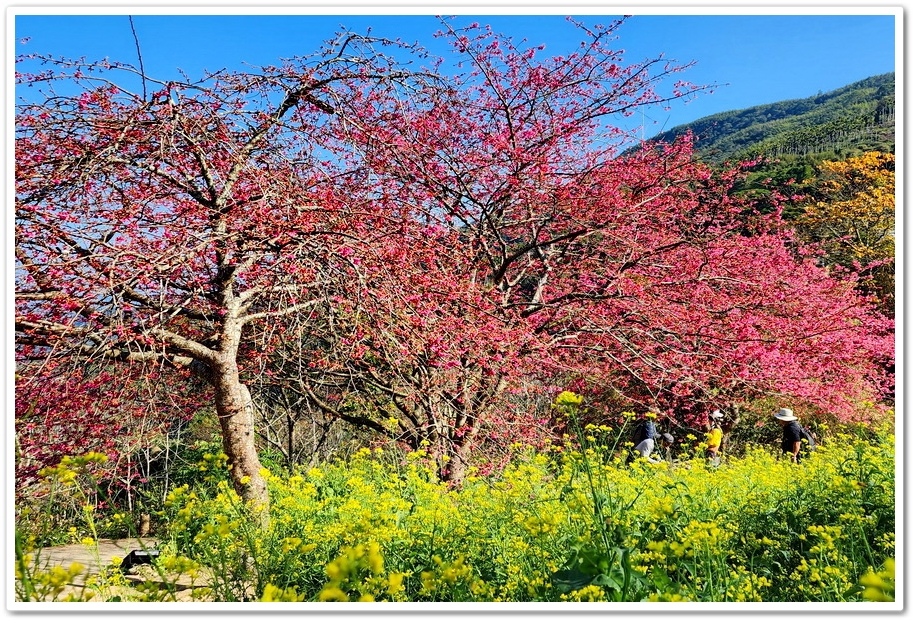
[17,538,212,602]
[29,538,156,576]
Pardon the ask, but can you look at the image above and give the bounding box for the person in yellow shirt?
[705,409,725,465]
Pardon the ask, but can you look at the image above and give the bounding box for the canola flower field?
[16,420,896,604]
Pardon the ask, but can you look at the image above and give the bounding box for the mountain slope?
[644,73,895,162]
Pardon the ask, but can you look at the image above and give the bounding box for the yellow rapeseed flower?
[860,558,895,602]
[386,572,405,596]
[260,583,302,602]
[318,586,349,602]
[367,542,384,575]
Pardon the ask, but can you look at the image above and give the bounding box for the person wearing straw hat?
[774,407,803,463]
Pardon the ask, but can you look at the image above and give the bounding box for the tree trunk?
[434,435,473,486]
[441,451,468,485]
[212,357,269,519]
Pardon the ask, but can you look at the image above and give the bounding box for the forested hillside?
[646,73,895,162]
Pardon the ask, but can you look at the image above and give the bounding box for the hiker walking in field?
[774,407,813,463]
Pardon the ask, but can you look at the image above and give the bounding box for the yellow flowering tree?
[796,151,895,313]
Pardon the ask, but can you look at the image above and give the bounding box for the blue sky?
[12,9,897,140]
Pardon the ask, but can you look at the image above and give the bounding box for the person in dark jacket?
[633,411,658,458]
[774,407,803,463]
[632,411,660,459]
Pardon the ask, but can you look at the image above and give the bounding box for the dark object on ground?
[119,548,160,571]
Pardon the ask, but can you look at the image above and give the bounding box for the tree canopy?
[15,18,894,508]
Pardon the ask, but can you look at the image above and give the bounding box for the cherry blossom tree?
[231,18,731,481]
[16,17,713,491]
[16,16,893,504]
[14,358,203,502]
[15,31,447,510]
[312,129,893,480]
[311,19,894,474]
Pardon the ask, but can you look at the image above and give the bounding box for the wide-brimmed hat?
[774,407,797,422]
[710,409,724,419]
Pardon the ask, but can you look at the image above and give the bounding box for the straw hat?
[774,407,797,422]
